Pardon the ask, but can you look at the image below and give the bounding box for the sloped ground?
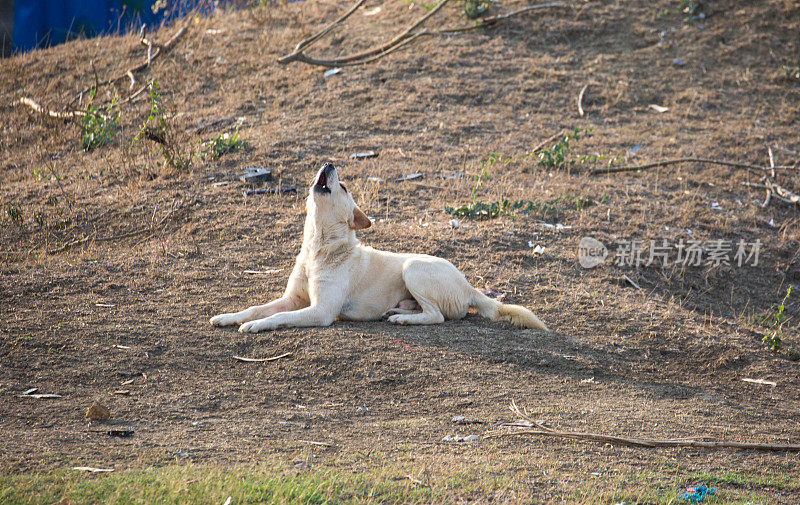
[1,0,799,502]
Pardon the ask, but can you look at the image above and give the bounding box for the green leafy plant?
[463,0,491,19]
[405,0,437,11]
[537,128,584,169]
[781,61,800,82]
[204,130,246,160]
[137,81,192,172]
[6,203,25,230]
[679,0,705,23]
[760,287,793,353]
[81,92,119,152]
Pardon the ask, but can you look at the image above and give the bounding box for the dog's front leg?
[238,282,343,333]
[238,304,338,333]
[210,296,306,327]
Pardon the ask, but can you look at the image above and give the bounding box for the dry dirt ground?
[1,0,800,502]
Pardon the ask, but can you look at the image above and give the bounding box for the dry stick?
[577,83,588,117]
[334,3,568,67]
[278,0,452,66]
[590,157,793,176]
[18,25,188,120]
[530,130,565,154]
[765,176,800,205]
[485,428,800,452]
[16,97,90,120]
[70,23,188,108]
[281,0,367,60]
[500,401,800,452]
[233,352,293,363]
[279,1,567,67]
[46,201,183,255]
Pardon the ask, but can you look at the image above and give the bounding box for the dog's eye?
[340,183,348,193]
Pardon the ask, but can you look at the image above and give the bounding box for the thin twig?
[18,24,187,120]
[590,157,792,176]
[280,0,368,61]
[233,352,293,362]
[577,83,588,117]
[69,23,188,107]
[279,1,568,67]
[297,439,335,447]
[280,0,452,67]
[493,401,800,452]
[530,131,565,154]
[485,428,800,451]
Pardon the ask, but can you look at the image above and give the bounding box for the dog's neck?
[301,209,359,266]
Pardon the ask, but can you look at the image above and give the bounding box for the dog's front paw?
[387,314,410,325]
[239,320,272,333]
[210,313,241,327]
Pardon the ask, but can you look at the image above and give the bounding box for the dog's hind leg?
[387,258,469,325]
[386,293,443,325]
[382,299,421,317]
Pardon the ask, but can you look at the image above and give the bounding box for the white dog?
[210,163,549,333]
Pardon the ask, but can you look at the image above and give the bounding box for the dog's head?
[307,162,371,232]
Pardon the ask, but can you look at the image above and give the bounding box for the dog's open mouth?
[314,164,333,194]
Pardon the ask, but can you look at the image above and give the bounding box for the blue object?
[682,485,715,503]
[11,0,201,53]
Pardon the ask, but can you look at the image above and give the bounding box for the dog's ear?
[350,206,372,230]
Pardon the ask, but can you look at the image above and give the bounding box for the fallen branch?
[490,401,800,452]
[73,23,189,107]
[590,157,792,176]
[485,428,800,451]
[17,24,188,121]
[233,352,293,362]
[278,1,567,67]
[577,83,588,117]
[280,0,452,66]
[16,97,90,121]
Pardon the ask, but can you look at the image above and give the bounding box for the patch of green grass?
[137,81,193,172]
[689,469,800,491]
[204,130,246,160]
[0,465,435,505]
[1,457,793,505]
[82,93,120,152]
[445,196,596,220]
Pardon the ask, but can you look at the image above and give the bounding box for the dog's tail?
[470,290,549,331]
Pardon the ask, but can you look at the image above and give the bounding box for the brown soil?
[1,0,799,501]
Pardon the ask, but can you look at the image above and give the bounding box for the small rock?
[672,58,685,66]
[240,167,272,184]
[464,435,481,442]
[452,416,467,423]
[86,401,110,422]
[449,219,460,229]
